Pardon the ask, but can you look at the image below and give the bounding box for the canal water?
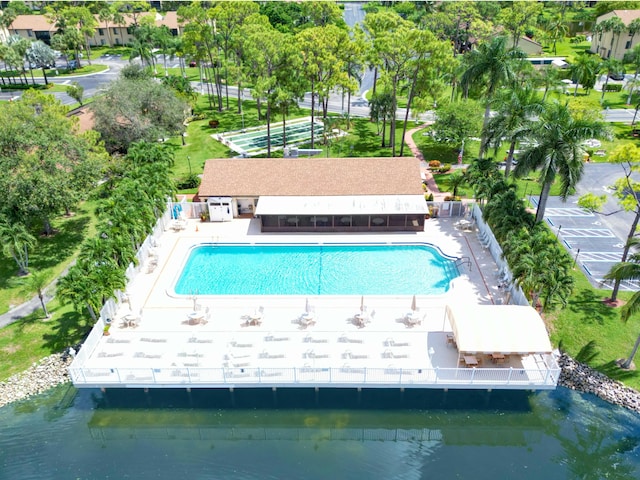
[1,386,640,479]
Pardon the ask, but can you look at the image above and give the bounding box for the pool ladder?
[455,256,472,271]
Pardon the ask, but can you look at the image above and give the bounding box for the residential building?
[7,11,181,47]
[591,9,640,60]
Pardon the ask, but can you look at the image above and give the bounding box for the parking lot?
[531,163,640,290]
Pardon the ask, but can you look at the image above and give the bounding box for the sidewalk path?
[404,123,449,200]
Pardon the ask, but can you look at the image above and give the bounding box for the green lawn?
[0,299,91,381]
[4,85,640,392]
[0,200,98,315]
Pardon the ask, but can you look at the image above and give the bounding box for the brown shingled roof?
[9,14,55,32]
[198,157,424,197]
[612,10,640,25]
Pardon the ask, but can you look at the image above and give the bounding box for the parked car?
[189,61,197,68]
[68,60,78,69]
[609,72,625,81]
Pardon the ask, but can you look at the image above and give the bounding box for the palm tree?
[513,101,610,223]
[546,14,569,55]
[570,53,602,96]
[601,57,624,100]
[21,270,50,319]
[459,36,527,157]
[602,17,625,59]
[484,86,545,178]
[537,65,565,102]
[604,238,640,369]
[0,221,36,276]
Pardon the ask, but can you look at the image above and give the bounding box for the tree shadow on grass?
[567,288,618,326]
[42,310,92,352]
[31,216,90,271]
[351,120,386,155]
[595,360,640,383]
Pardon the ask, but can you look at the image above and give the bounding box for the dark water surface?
[2,386,640,479]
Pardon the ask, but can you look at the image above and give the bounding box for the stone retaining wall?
[2,350,640,413]
[558,353,640,413]
[0,347,76,408]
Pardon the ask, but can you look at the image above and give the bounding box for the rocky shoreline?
[2,350,640,413]
[557,353,640,414]
[0,347,76,409]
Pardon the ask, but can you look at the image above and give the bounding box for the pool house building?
[197,157,428,231]
[68,165,561,393]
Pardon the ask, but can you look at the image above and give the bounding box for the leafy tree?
[51,29,84,70]
[513,101,610,223]
[459,36,527,157]
[46,5,98,66]
[211,1,261,110]
[496,1,543,48]
[66,81,84,106]
[0,220,36,276]
[25,41,56,85]
[296,24,353,148]
[431,99,483,152]
[243,23,291,156]
[595,1,640,18]
[0,91,107,235]
[580,143,640,303]
[90,76,189,153]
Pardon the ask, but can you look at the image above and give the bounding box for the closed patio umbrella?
[360,295,365,313]
[411,295,417,312]
[305,297,311,313]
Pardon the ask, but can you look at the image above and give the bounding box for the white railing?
[472,204,530,307]
[69,356,560,389]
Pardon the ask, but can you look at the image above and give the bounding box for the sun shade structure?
[445,304,553,355]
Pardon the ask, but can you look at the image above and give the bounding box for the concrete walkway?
[403,123,449,201]
[1,124,452,330]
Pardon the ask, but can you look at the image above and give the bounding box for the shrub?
[444,195,461,201]
[209,119,220,128]
[437,164,452,173]
[604,83,622,92]
[176,173,201,189]
[429,160,441,168]
[424,192,434,201]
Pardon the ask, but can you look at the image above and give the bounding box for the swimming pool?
[173,243,459,296]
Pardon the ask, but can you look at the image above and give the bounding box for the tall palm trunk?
[535,181,553,223]
[622,334,640,369]
[610,206,640,301]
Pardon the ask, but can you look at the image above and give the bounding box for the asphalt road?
[535,162,640,289]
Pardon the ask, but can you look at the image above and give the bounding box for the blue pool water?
[174,243,459,296]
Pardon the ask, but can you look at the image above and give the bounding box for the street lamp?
[572,248,581,269]
[240,90,245,132]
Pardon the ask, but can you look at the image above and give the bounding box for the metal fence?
[471,204,530,307]
[69,353,560,389]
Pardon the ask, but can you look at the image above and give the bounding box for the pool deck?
[69,217,560,390]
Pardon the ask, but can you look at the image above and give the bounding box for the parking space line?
[559,228,615,237]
